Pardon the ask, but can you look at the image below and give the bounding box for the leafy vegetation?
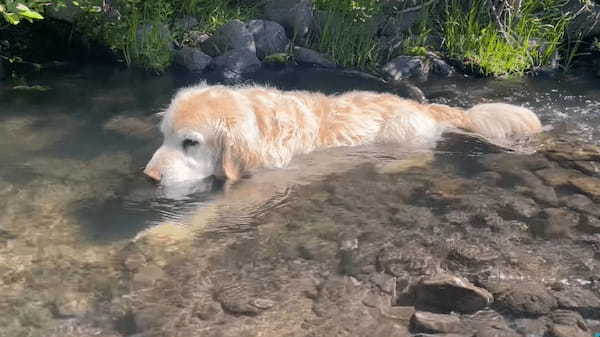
[308,0,383,71]
[401,0,575,77]
[0,0,45,25]
[0,0,588,76]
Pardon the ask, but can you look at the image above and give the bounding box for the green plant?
[440,0,574,76]
[0,0,45,25]
[309,0,383,71]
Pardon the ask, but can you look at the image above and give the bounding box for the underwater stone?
[484,280,557,315]
[569,176,600,201]
[410,311,465,334]
[415,274,493,314]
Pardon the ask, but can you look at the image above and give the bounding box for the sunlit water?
[1,65,600,336]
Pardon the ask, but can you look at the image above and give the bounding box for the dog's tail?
[427,102,543,146]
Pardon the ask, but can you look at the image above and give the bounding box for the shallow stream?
[1,66,600,337]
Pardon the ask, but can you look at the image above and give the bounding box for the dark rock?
[201,19,256,57]
[431,57,454,76]
[410,311,465,334]
[211,49,261,79]
[541,208,580,238]
[382,56,430,82]
[566,0,600,39]
[415,273,493,314]
[571,160,600,176]
[246,20,290,60]
[0,60,4,80]
[484,281,557,315]
[292,46,336,68]
[553,288,600,318]
[264,0,313,39]
[174,47,212,73]
[390,81,427,102]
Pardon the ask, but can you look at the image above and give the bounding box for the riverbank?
[2,0,600,81]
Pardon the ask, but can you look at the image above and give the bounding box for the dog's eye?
[182,139,199,150]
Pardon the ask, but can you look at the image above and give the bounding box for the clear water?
[1,65,600,336]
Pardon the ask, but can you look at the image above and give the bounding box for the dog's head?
[144,84,258,193]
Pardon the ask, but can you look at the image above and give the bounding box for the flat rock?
[292,46,336,68]
[569,176,600,201]
[484,281,557,315]
[548,324,590,337]
[542,208,580,238]
[411,311,465,334]
[553,287,600,318]
[415,273,493,314]
[535,168,581,187]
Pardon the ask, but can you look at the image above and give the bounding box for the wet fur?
[144,83,542,189]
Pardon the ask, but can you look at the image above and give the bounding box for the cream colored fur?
[144,83,542,193]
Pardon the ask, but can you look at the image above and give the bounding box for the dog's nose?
[143,167,161,182]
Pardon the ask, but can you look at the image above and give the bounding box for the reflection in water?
[1,65,600,336]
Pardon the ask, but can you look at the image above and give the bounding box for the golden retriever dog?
[144,83,542,193]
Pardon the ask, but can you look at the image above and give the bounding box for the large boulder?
[201,19,256,57]
[174,47,212,73]
[566,0,600,38]
[211,49,261,79]
[264,0,313,40]
[246,20,290,60]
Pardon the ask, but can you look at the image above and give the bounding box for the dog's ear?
[222,144,244,183]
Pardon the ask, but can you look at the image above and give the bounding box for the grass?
[440,0,573,76]
[308,0,383,71]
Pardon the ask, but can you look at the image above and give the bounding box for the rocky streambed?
[2,66,600,337]
[26,133,599,337]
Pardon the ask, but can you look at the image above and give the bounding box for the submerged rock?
[569,177,600,201]
[415,274,493,314]
[542,208,580,238]
[484,281,557,315]
[411,311,465,334]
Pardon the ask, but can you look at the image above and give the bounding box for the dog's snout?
[144,167,161,182]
